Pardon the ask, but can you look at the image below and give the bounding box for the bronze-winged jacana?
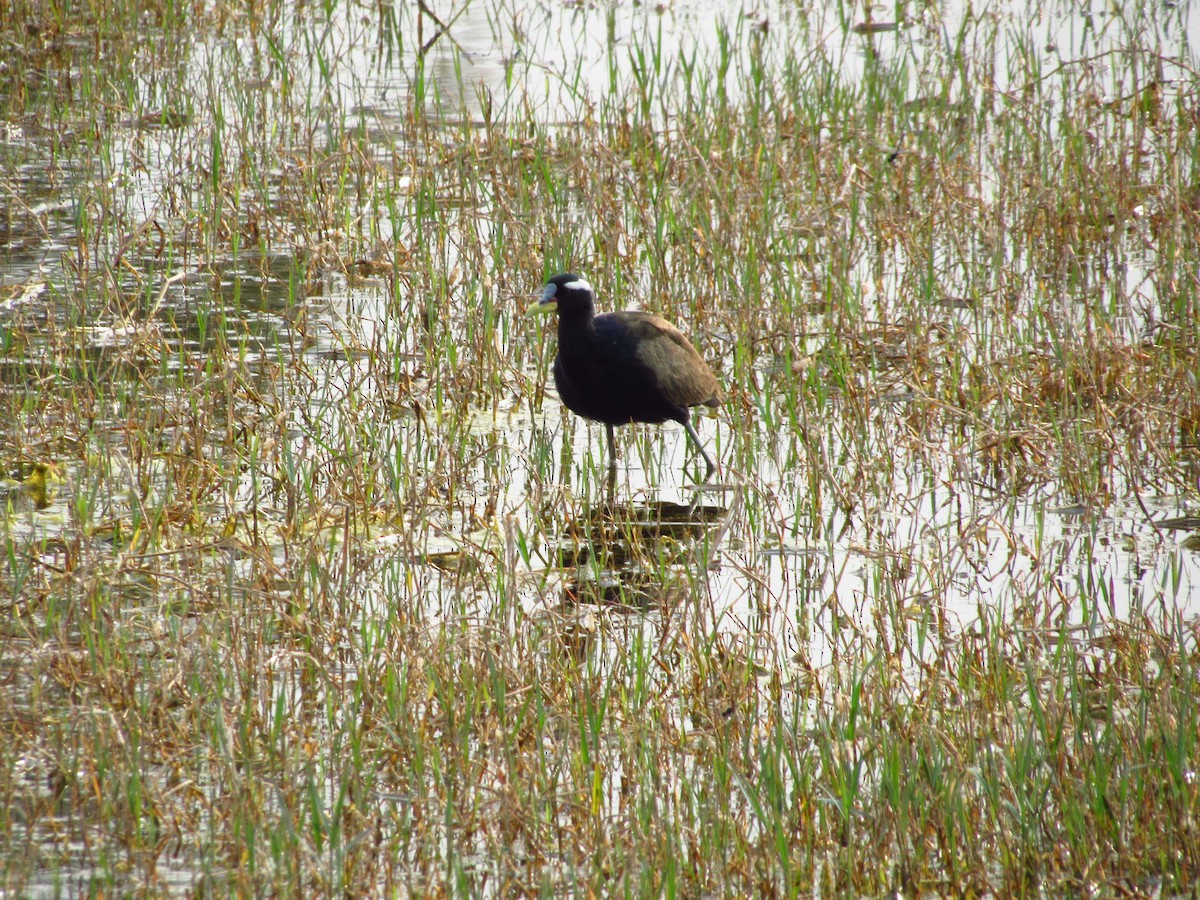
[527,273,721,481]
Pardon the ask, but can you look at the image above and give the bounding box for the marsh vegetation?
[1,0,1199,894]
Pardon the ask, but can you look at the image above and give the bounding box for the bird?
[527,273,721,481]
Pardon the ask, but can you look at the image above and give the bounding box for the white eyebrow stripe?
[563,277,592,293]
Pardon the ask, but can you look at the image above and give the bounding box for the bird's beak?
[526,284,558,316]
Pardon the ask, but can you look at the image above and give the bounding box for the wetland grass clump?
[1,0,1198,895]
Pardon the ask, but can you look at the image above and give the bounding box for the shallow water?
[3,0,1199,893]
[3,0,1197,649]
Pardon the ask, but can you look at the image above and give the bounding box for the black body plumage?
[529,273,720,480]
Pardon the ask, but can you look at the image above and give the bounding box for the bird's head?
[527,273,595,317]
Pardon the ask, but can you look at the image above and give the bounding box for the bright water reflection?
[5,0,1199,671]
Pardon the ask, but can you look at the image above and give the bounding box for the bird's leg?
[604,424,618,498]
[683,416,717,482]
